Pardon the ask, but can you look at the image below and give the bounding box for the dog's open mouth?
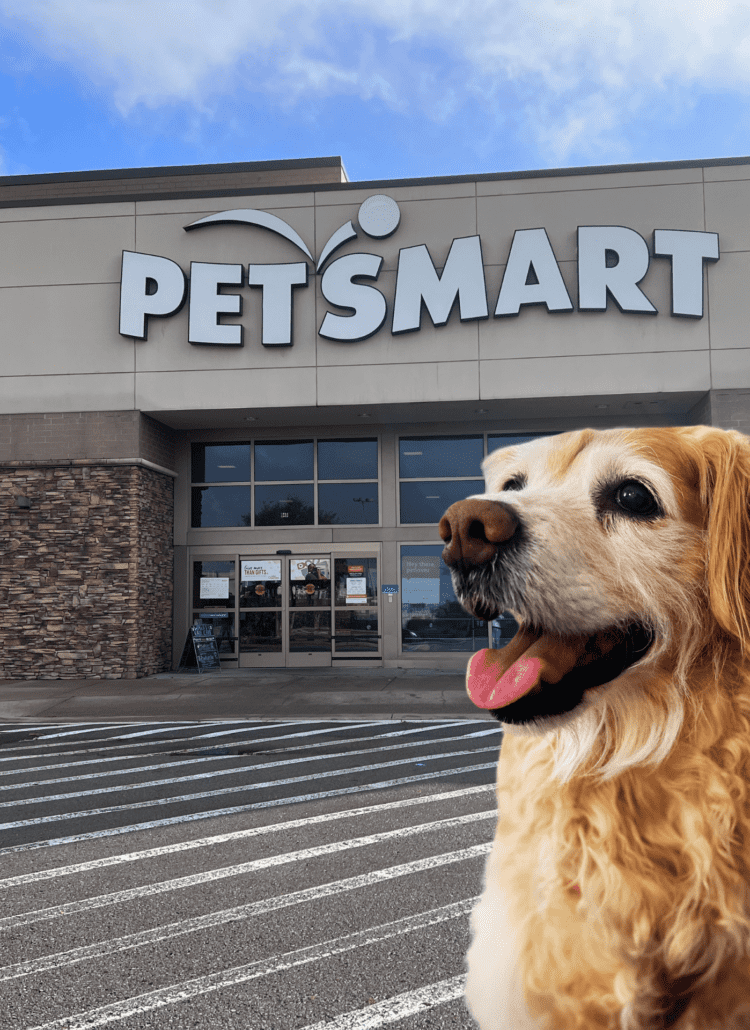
[467,623,654,723]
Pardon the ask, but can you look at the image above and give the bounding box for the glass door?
[333,555,381,659]
[238,558,284,667]
[287,557,332,667]
[191,558,238,660]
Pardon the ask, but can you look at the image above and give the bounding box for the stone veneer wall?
[0,463,173,679]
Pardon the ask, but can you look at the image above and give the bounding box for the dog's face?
[440,426,750,746]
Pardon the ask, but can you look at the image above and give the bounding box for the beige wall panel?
[479,259,708,359]
[314,196,477,274]
[315,269,480,367]
[477,183,704,266]
[317,360,478,406]
[704,250,750,350]
[480,349,710,399]
[314,182,476,208]
[477,166,702,196]
[0,201,135,222]
[710,348,750,389]
[0,214,134,288]
[135,365,314,411]
[135,192,314,216]
[134,205,316,268]
[0,283,133,376]
[133,273,316,372]
[704,164,750,183]
[703,180,750,253]
[0,372,134,413]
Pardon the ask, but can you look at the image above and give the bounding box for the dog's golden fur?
[461,426,750,1030]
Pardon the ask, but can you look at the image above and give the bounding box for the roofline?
[1,153,749,211]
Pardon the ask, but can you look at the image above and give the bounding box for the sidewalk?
[0,666,490,724]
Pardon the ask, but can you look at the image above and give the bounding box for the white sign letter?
[247,262,308,346]
[653,229,719,318]
[495,228,573,316]
[119,251,186,340]
[578,226,657,314]
[319,253,386,341]
[392,236,488,334]
[188,262,243,346]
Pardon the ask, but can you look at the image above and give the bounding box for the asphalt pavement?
[0,665,486,725]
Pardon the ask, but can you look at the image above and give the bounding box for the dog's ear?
[688,427,750,649]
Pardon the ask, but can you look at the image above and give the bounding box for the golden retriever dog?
[439,426,750,1030]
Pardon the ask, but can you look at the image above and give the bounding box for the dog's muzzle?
[439,498,518,570]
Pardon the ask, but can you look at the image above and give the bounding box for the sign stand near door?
[179,623,222,673]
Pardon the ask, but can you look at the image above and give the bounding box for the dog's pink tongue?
[466,628,593,710]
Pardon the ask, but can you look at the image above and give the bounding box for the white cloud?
[3,0,750,162]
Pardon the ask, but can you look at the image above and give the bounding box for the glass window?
[191,486,252,528]
[334,557,378,606]
[192,560,236,609]
[399,436,483,479]
[318,438,378,480]
[254,484,315,525]
[400,545,487,652]
[335,611,379,652]
[239,612,282,653]
[254,440,313,481]
[400,480,484,524]
[487,433,555,456]
[191,443,251,483]
[318,483,379,525]
[239,559,282,608]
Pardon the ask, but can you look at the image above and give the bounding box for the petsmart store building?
[2,153,748,679]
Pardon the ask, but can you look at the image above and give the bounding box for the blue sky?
[1,0,750,182]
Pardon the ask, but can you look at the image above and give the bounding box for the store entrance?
[191,551,381,668]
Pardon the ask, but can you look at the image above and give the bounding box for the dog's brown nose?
[439,499,519,569]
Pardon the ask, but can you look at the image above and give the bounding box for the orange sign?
[305,583,316,594]
[255,584,265,596]
[348,565,364,574]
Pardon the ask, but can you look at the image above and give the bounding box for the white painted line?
[0,814,491,970]
[0,727,501,803]
[0,721,494,784]
[0,744,499,830]
[0,762,497,855]
[0,762,498,856]
[22,897,475,1030]
[0,719,400,765]
[301,975,466,1029]
[0,720,247,753]
[0,783,496,888]
[6,722,157,741]
[0,722,105,735]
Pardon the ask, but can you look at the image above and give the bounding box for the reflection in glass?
[194,613,236,654]
[191,443,251,483]
[317,439,378,480]
[399,435,483,479]
[335,611,379,652]
[289,558,331,608]
[400,544,487,652]
[318,483,378,525]
[492,613,520,648]
[191,486,251,528]
[192,560,235,609]
[254,440,313,481]
[487,434,548,455]
[254,484,314,526]
[239,612,282,653]
[334,557,377,606]
[399,480,484,524]
[289,611,331,651]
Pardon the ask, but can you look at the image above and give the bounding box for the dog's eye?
[502,476,524,492]
[614,480,658,516]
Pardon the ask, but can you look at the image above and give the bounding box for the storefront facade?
[1,154,749,678]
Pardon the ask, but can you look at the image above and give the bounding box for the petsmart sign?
[119,194,720,348]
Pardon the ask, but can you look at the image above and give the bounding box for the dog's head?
[440,426,750,774]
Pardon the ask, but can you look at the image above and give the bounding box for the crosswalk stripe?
[0,783,496,888]
[0,720,488,781]
[0,744,499,830]
[22,895,476,1030]
[0,727,501,804]
[0,762,497,854]
[300,975,466,1029]
[0,813,492,933]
